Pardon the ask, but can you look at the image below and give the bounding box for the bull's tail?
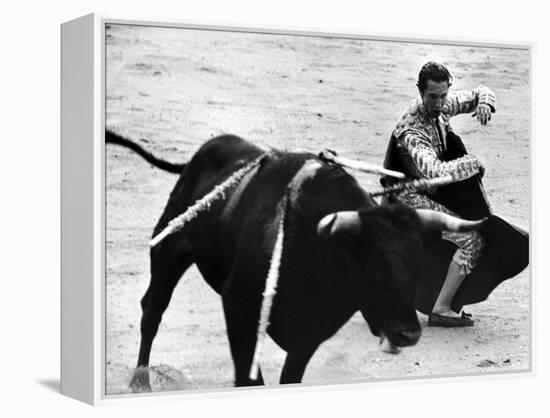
[106,130,186,174]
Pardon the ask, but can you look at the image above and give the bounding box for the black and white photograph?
[5,0,550,415]
[105,22,530,395]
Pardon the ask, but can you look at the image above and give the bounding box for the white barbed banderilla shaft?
[369,168,479,197]
[149,153,268,248]
[249,196,287,381]
[319,149,405,179]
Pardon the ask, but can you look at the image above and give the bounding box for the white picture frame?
[61,13,532,405]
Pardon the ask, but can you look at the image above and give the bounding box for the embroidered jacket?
[391,85,496,182]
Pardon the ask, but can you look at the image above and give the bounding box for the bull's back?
[184,134,266,201]
[188,150,313,294]
[152,135,264,234]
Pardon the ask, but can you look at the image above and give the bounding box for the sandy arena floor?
[105,24,530,395]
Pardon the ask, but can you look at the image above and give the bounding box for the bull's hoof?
[129,367,152,393]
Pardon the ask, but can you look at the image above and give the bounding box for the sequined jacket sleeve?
[396,131,481,180]
[443,85,496,116]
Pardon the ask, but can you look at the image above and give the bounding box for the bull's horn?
[416,209,488,232]
[317,211,361,237]
[317,213,337,236]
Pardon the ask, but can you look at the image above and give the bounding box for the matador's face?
[420,80,449,120]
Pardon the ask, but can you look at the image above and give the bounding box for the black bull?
[107,130,501,389]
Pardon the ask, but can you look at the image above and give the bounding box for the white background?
[1,0,548,416]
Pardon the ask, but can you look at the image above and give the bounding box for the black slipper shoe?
[428,312,474,327]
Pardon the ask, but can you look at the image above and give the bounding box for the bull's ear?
[317,211,361,248]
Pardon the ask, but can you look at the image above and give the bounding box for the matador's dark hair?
[416,62,453,93]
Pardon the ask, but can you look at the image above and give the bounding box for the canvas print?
[105,23,530,395]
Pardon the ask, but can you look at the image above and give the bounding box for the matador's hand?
[472,104,492,126]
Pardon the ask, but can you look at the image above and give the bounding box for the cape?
[382,131,529,314]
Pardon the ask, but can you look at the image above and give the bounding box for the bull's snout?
[394,329,421,347]
[379,328,421,354]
